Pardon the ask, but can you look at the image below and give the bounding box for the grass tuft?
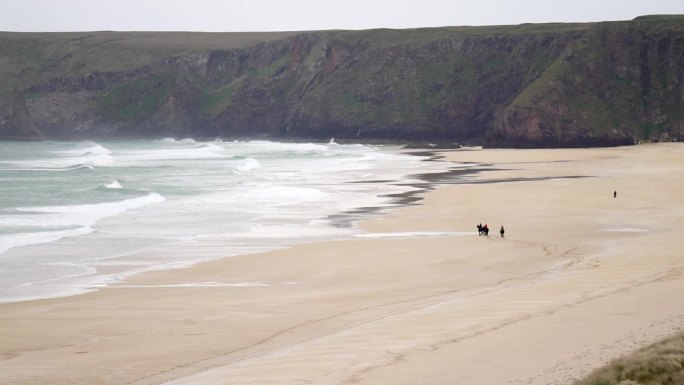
[573,333,684,385]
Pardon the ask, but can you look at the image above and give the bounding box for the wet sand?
[1,143,683,385]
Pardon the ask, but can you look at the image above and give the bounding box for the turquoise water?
[0,139,448,302]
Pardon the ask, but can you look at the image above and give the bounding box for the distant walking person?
[614,190,617,198]
[500,225,505,238]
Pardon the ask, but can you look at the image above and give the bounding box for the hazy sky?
[1,0,683,32]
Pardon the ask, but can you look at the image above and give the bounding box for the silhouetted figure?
[614,190,617,198]
[500,225,505,238]
[483,224,489,236]
[477,223,482,236]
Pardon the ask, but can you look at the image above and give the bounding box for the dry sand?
[1,143,683,385]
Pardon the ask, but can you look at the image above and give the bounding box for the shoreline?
[0,142,453,304]
[1,143,683,385]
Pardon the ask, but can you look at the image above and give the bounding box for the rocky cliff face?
[1,16,683,147]
[1,89,43,140]
[489,16,684,147]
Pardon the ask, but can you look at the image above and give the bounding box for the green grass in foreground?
[573,332,684,385]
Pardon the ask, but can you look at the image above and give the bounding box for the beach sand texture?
[1,143,683,385]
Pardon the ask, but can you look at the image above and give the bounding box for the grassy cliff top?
[1,15,682,99]
[0,30,301,50]
[2,15,683,91]
[0,31,299,94]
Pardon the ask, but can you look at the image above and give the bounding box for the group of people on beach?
[477,223,505,238]
[474,189,616,238]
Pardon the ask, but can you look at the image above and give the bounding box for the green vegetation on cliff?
[1,17,682,146]
[99,73,177,121]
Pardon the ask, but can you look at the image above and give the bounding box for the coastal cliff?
[1,15,683,147]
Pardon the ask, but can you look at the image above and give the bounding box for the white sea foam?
[0,164,95,172]
[104,180,123,189]
[262,186,329,206]
[0,139,453,302]
[65,164,95,171]
[240,140,330,153]
[235,157,261,173]
[0,193,165,228]
[200,185,329,208]
[196,142,224,152]
[160,138,197,144]
[116,143,226,163]
[0,226,94,256]
[60,142,114,167]
[3,141,113,170]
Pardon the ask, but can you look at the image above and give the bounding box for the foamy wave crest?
[104,180,123,189]
[160,138,196,144]
[80,143,111,156]
[195,143,225,152]
[0,226,94,256]
[64,164,96,171]
[120,141,226,162]
[2,141,113,170]
[1,193,165,228]
[0,164,95,172]
[235,158,261,173]
[60,141,114,167]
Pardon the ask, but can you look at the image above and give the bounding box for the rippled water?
[0,139,449,302]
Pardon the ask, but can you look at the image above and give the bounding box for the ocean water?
[0,139,450,302]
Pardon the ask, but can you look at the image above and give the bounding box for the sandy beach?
[1,143,683,385]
